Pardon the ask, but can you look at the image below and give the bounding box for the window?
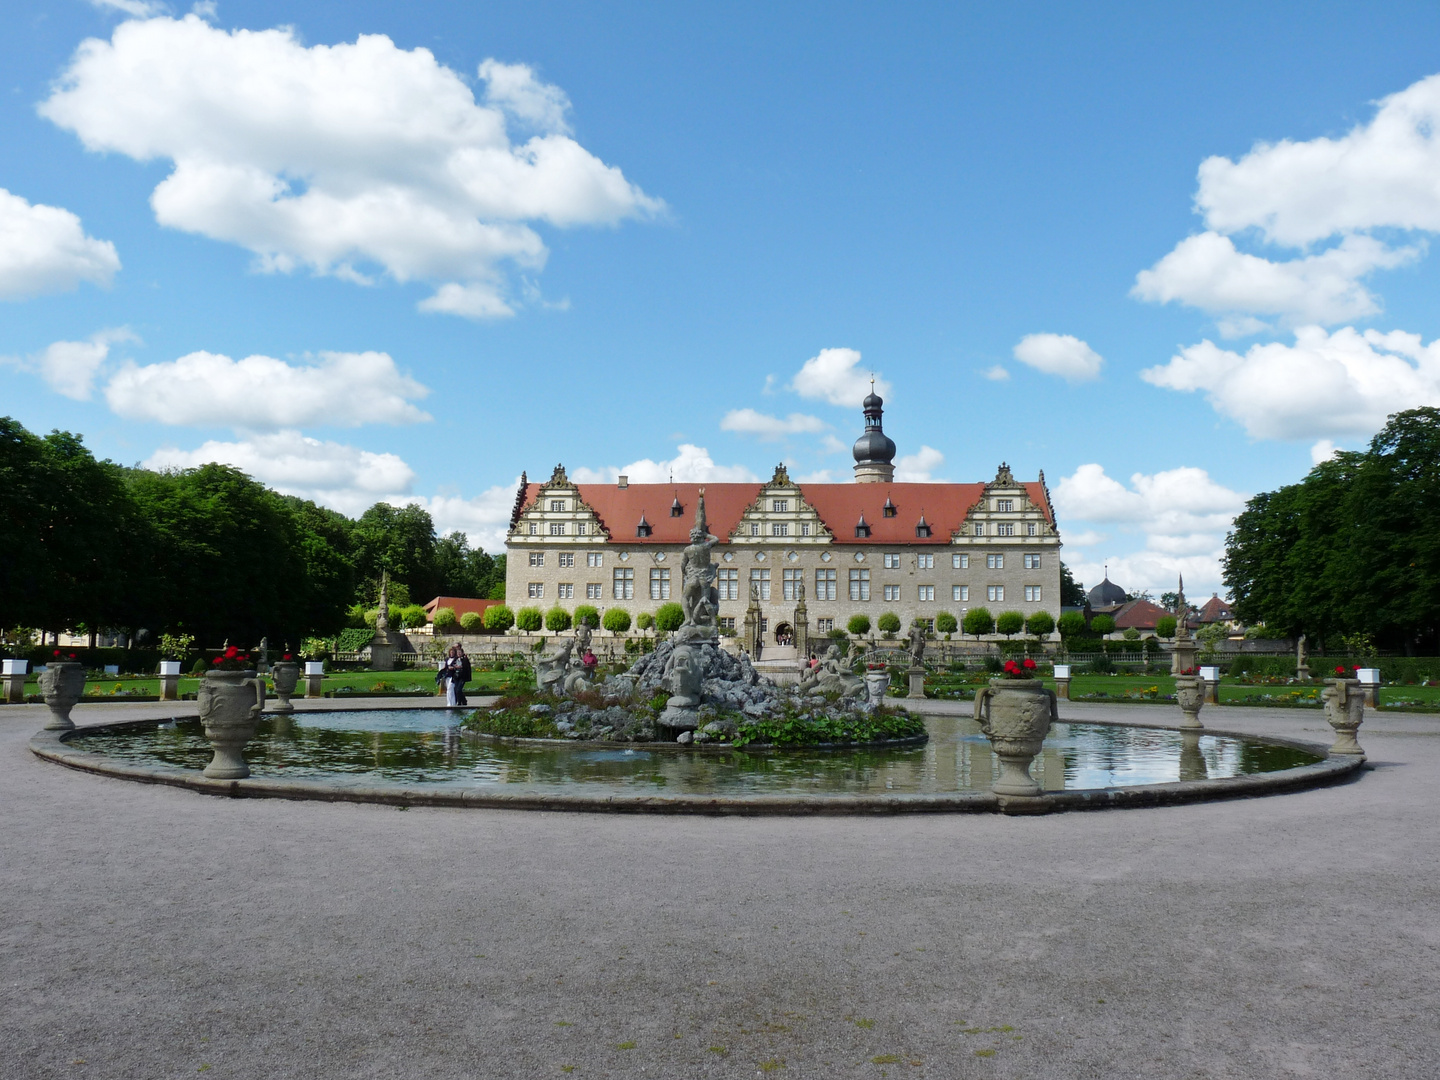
[916,522,932,538]
[577,522,587,536]
[550,499,566,512]
[586,583,602,600]
[772,499,789,512]
[1026,523,1037,536]
[528,522,538,535]
[986,554,1004,570]
[636,520,652,538]
[953,553,969,569]
[815,568,837,601]
[558,583,574,599]
[528,551,544,567]
[882,500,897,518]
[719,617,736,631]
[587,552,603,567]
[650,567,671,600]
[918,585,935,601]
[772,522,789,537]
[849,568,870,601]
[953,585,969,602]
[996,499,1013,512]
[883,584,901,601]
[883,553,900,569]
[855,520,871,538]
[817,617,834,633]
[997,522,1015,537]
[750,522,761,537]
[528,582,544,599]
[670,500,683,517]
[783,567,802,600]
[917,553,934,569]
[973,523,984,536]
[800,522,811,536]
[549,522,565,536]
[612,567,634,600]
[987,585,1004,603]
[1025,586,1043,602]
[718,567,739,600]
[750,568,771,600]
[558,552,574,568]
[1023,553,1041,570]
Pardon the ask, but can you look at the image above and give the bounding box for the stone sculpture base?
[906,666,926,700]
[159,674,180,702]
[3,674,25,704]
[306,674,324,698]
[1054,677,1070,701]
[369,635,398,673]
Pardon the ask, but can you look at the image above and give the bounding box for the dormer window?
[855,513,871,539]
[636,512,652,538]
[915,514,932,538]
[670,496,683,517]
[882,497,897,518]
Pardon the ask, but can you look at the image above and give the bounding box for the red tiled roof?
[1113,598,1171,631]
[1197,595,1234,623]
[514,480,1055,544]
[423,597,500,620]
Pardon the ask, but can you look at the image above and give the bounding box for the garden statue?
[574,622,593,656]
[1296,634,1311,681]
[197,654,266,779]
[1169,574,1198,675]
[974,660,1058,804]
[38,660,87,731]
[1174,669,1204,729]
[798,642,866,700]
[658,642,704,733]
[1322,673,1366,756]
[907,622,927,666]
[375,573,390,632]
[371,570,399,672]
[678,488,720,641]
[534,639,575,695]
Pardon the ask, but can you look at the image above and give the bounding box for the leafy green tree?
[433,530,504,599]
[935,611,958,635]
[962,607,995,637]
[1057,611,1087,639]
[400,604,428,629]
[1024,610,1055,637]
[602,608,632,633]
[483,604,515,632]
[515,606,543,633]
[995,611,1025,638]
[636,612,655,632]
[432,606,459,631]
[1059,561,1086,608]
[460,611,483,632]
[1090,614,1116,635]
[545,606,572,632]
[655,602,684,633]
[573,604,600,628]
[847,614,871,637]
[877,612,901,637]
[1155,615,1177,639]
[353,502,440,604]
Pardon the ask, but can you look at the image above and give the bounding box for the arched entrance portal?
[773,622,793,646]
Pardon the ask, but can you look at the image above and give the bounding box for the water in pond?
[69,709,1321,796]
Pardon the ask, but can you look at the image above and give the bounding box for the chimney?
[617,475,628,488]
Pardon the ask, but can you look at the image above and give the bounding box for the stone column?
[907,666,926,699]
[3,658,29,704]
[159,660,182,702]
[1052,663,1071,700]
[304,660,325,698]
[1357,667,1381,707]
[1200,665,1220,705]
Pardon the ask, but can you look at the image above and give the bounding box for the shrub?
[1089,653,1115,674]
[400,604,428,629]
[636,612,655,632]
[1025,610,1055,638]
[481,605,513,632]
[1057,611,1087,639]
[190,657,208,675]
[1122,627,1140,641]
[602,608,632,634]
[847,614,871,637]
[963,607,995,637]
[515,606,544,633]
[655,602,684,634]
[1090,614,1116,636]
[345,602,369,629]
[995,611,1025,638]
[1155,615,1177,639]
[877,612,901,637]
[573,604,600,629]
[935,611,958,635]
[432,606,459,632]
[545,606,572,633]
[460,611,483,632]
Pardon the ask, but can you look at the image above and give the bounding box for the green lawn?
[19,668,522,698]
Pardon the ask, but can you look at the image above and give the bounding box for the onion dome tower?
[852,383,897,483]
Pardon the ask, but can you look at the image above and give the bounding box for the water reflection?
[73,709,1321,796]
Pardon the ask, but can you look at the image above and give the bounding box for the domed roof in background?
[1087,573,1126,608]
[853,391,897,466]
[863,390,884,411]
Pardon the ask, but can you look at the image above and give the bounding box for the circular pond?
[36,707,1357,813]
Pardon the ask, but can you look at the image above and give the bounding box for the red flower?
[68,653,76,659]
[1352,664,1361,672]
[1023,658,1036,670]
[1334,665,1346,675]
[224,646,238,659]
[213,657,222,664]
[53,650,60,657]
[283,653,292,661]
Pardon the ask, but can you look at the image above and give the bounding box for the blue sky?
[5,1,1440,597]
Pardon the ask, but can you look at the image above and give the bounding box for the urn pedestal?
[198,670,266,779]
[906,665,926,700]
[1052,664,1071,701]
[1322,678,1366,756]
[269,662,299,713]
[3,658,29,704]
[158,660,182,702]
[304,661,325,698]
[38,661,86,731]
[1174,675,1205,729]
[974,678,1058,806]
[863,670,890,709]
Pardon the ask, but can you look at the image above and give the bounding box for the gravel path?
[2,699,1436,1079]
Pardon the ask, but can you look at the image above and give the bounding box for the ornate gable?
[951,462,1058,545]
[728,463,833,545]
[509,463,609,543]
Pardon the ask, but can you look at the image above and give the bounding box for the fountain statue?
[676,488,721,643]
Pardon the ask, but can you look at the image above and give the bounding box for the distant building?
[423,596,501,628]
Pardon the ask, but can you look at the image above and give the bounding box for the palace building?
[504,393,1062,649]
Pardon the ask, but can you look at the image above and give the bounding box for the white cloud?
[104,349,431,430]
[144,431,416,516]
[399,484,519,554]
[819,434,848,455]
[789,347,891,407]
[1012,334,1103,382]
[1140,325,1440,441]
[894,445,945,483]
[89,0,167,16]
[795,469,837,483]
[718,408,827,442]
[2,328,136,400]
[981,365,1009,381]
[40,16,662,318]
[1053,463,1249,593]
[1310,439,1341,465]
[571,444,759,485]
[0,188,121,299]
[1063,529,1106,547]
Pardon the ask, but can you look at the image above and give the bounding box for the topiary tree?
[545,606,572,633]
[1057,611,1087,639]
[654,602,684,634]
[1155,614,1177,639]
[1122,627,1141,641]
[847,614,871,637]
[401,604,428,629]
[1024,610,1055,638]
[459,611,483,633]
[935,611,958,635]
[483,604,515,632]
[995,611,1025,638]
[602,608,632,634]
[962,606,995,638]
[432,606,459,632]
[515,606,543,633]
[877,612,901,637]
[1090,614,1116,636]
[636,612,655,632]
[573,604,600,629]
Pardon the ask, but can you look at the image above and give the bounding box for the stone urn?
[1178,729,1208,782]
[1174,674,1204,729]
[269,661,300,714]
[863,670,890,709]
[1322,677,1366,756]
[974,678,1058,798]
[198,669,266,779]
[38,661,87,731]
